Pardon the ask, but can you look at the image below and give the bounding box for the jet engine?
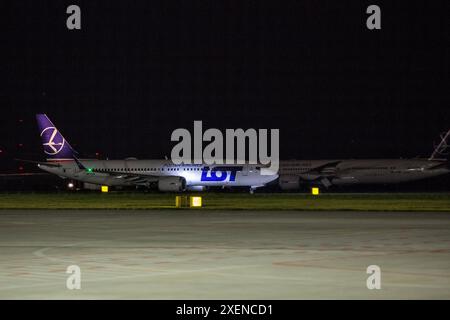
[278,175,300,190]
[158,176,186,192]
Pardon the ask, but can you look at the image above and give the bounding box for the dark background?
[1,1,449,173]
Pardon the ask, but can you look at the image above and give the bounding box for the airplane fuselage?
[279,158,449,189]
[38,159,277,190]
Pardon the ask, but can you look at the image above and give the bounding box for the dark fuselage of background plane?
[279,158,449,188]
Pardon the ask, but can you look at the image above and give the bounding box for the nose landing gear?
[249,186,262,194]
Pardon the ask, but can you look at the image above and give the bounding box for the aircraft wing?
[302,161,341,177]
[75,157,162,186]
[90,168,161,186]
[298,160,341,188]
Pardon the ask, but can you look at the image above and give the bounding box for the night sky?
[1,1,449,170]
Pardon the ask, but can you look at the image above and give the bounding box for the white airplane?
[29,114,278,192]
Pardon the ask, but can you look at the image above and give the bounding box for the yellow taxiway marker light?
[190,196,202,208]
[175,196,182,208]
[101,185,109,193]
[312,187,320,195]
[175,195,189,208]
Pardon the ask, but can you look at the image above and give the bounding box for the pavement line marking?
[0,264,259,291]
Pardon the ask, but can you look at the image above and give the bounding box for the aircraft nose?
[260,167,279,176]
[260,168,279,182]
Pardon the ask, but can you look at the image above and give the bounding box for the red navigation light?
[18,166,24,171]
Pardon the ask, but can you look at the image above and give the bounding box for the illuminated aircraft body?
[32,114,277,192]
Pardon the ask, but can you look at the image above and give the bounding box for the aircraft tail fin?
[36,114,78,160]
[429,129,450,160]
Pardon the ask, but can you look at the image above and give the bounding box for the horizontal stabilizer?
[429,129,450,160]
[14,158,61,167]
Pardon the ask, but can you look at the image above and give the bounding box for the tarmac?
[0,210,449,299]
